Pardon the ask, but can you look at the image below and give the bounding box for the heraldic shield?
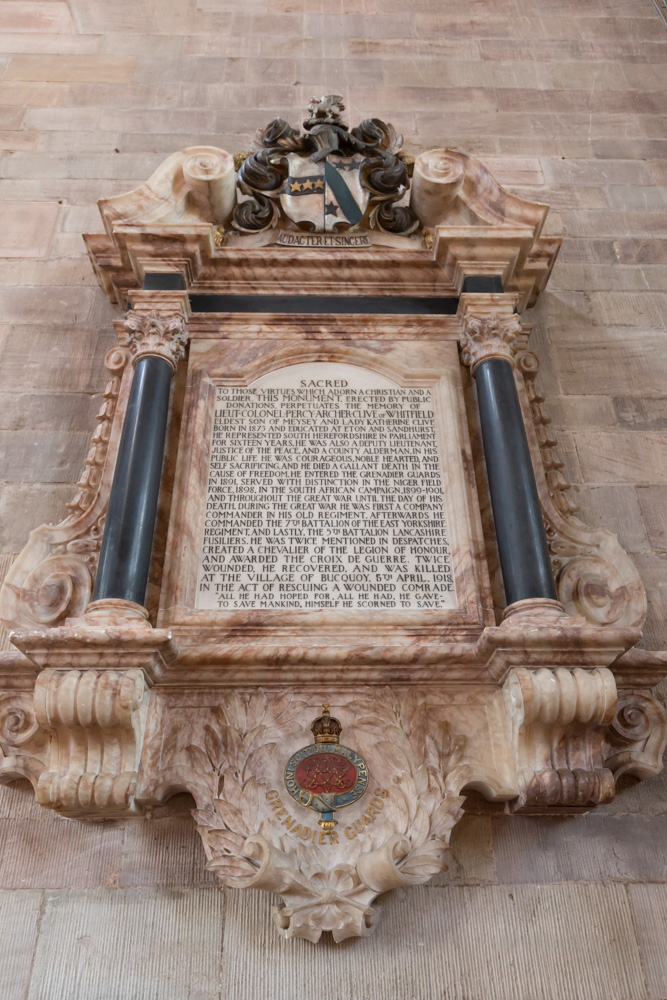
[280,153,369,232]
[232,95,419,237]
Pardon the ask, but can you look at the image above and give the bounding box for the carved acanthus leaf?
[459,314,522,373]
[124,310,189,370]
[169,689,465,943]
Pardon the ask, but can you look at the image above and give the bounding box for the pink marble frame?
[158,327,494,636]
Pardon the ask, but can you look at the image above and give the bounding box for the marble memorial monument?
[1,96,665,943]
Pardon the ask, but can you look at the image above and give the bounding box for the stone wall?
[0,0,666,997]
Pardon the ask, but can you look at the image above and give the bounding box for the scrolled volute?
[605,691,667,780]
[0,692,49,789]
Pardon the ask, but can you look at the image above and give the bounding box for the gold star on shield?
[313,179,324,190]
[301,179,314,191]
[291,181,303,193]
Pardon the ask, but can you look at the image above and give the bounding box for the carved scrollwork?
[556,553,631,626]
[605,690,667,780]
[410,150,465,228]
[0,346,131,632]
[97,145,237,231]
[21,555,91,625]
[33,668,148,816]
[181,148,236,224]
[0,692,48,789]
[515,346,648,629]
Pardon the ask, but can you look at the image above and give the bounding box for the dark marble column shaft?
[475,356,557,605]
[92,355,173,606]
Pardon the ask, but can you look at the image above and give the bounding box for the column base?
[10,609,177,684]
[501,597,587,627]
[83,598,151,627]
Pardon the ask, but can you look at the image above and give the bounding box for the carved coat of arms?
[233,95,418,236]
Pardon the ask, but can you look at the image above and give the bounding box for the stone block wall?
[0,0,666,996]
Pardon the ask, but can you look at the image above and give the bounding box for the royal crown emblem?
[284,705,369,830]
[233,95,418,236]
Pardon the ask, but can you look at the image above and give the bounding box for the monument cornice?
[83,129,559,311]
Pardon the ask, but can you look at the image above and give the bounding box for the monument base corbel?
[126,669,665,942]
[7,608,177,818]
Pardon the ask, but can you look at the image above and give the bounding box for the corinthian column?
[458,293,562,621]
[90,291,190,617]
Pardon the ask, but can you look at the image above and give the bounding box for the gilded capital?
[457,292,522,375]
[124,309,189,371]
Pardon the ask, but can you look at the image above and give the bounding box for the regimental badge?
[284,705,369,830]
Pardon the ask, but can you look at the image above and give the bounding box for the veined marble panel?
[160,338,490,631]
[195,362,456,614]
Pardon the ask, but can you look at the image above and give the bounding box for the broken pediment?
[86,95,558,309]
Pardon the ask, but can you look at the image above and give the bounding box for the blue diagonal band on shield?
[324,160,364,226]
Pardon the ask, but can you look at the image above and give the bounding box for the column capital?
[124,290,191,372]
[457,292,522,375]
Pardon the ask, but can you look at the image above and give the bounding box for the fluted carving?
[33,668,148,816]
[124,310,189,371]
[505,667,618,810]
